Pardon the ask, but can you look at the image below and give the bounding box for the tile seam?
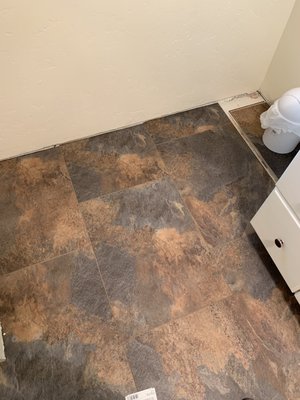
[219,102,278,183]
[60,148,114,314]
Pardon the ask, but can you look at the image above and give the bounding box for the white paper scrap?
[126,388,157,400]
[0,323,5,362]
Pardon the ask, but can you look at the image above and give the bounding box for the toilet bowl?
[262,127,300,154]
[261,88,300,154]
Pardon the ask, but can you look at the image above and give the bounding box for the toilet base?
[262,128,300,154]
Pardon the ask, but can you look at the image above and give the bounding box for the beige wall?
[261,0,300,102]
[0,1,295,160]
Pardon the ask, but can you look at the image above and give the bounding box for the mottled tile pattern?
[213,232,281,300]
[0,102,299,400]
[157,125,255,199]
[80,179,231,333]
[157,125,274,247]
[0,149,88,275]
[183,161,274,247]
[230,103,269,138]
[230,103,299,178]
[0,249,135,398]
[62,125,166,202]
[127,292,300,400]
[144,103,237,144]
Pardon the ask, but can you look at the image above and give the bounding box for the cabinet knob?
[275,238,284,248]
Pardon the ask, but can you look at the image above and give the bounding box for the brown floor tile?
[156,127,254,200]
[156,128,272,247]
[80,179,231,333]
[230,103,299,178]
[0,248,136,399]
[213,233,282,301]
[144,103,237,144]
[62,125,166,202]
[183,160,274,247]
[0,102,298,400]
[230,102,268,140]
[0,149,88,275]
[127,292,300,400]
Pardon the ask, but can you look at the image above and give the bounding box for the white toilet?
[261,88,300,154]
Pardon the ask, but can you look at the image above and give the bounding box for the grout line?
[87,245,113,314]
[166,178,213,254]
[59,147,114,312]
[61,135,170,204]
[150,128,214,148]
[61,145,234,335]
[152,133,249,255]
[138,290,238,337]
[73,172,252,339]
[77,174,171,204]
[0,248,79,278]
[125,357,139,394]
[60,145,231,346]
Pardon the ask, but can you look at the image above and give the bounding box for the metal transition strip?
[219,92,277,183]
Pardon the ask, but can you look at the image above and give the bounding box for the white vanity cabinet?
[251,151,300,302]
[277,152,300,218]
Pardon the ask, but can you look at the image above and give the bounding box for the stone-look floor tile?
[230,103,269,141]
[0,149,88,275]
[62,126,166,202]
[127,292,300,400]
[80,179,231,333]
[144,103,237,144]
[1,102,298,400]
[230,103,299,177]
[157,128,254,200]
[183,160,274,247]
[212,233,281,301]
[224,292,300,400]
[0,248,136,399]
[157,129,271,247]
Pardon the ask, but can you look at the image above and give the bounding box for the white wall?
[0,0,295,160]
[261,0,300,102]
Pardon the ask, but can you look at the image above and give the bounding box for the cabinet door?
[251,188,300,293]
[277,151,300,219]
